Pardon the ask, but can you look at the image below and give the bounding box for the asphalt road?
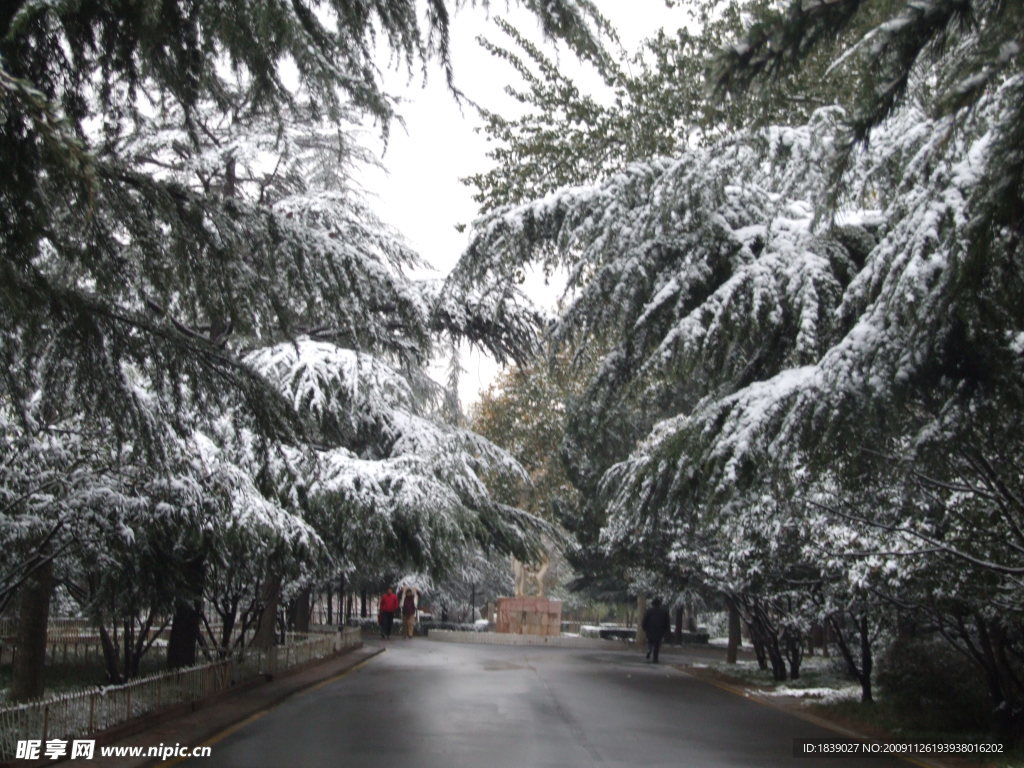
[184,639,907,768]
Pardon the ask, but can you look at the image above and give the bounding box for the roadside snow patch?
[762,685,861,704]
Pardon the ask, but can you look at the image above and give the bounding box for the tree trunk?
[635,595,647,652]
[783,627,803,680]
[684,601,697,632]
[964,613,1022,741]
[808,623,824,656]
[167,555,205,668]
[673,604,684,645]
[749,606,786,681]
[749,621,768,671]
[253,574,282,650]
[338,572,348,625]
[223,156,237,197]
[726,596,741,665]
[167,602,201,668]
[326,585,334,626]
[858,614,873,703]
[294,586,311,632]
[359,588,368,618]
[98,623,123,684]
[10,558,53,701]
[829,612,873,704]
[219,607,237,658]
[765,637,787,681]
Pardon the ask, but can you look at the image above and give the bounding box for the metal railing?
[0,623,167,667]
[0,618,96,640]
[0,659,234,758]
[0,627,360,760]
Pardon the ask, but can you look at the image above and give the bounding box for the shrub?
[877,638,992,731]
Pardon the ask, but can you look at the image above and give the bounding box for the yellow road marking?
[158,709,270,768]
[158,650,382,767]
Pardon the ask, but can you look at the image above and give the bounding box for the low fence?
[270,630,349,671]
[0,660,234,759]
[0,624,166,667]
[0,623,323,667]
[0,627,359,760]
[0,619,95,641]
[0,638,109,667]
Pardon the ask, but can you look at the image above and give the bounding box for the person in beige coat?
[399,585,419,638]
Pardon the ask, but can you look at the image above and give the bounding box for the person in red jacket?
[378,587,400,639]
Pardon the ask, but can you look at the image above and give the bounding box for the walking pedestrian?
[399,585,419,638]
[378,587,399,639]
[642,597,672,663]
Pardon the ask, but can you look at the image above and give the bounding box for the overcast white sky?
[359,2,683,406]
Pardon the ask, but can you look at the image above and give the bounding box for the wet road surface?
[184,639,908,768]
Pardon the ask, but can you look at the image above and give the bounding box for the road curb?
[426,629,627,650]
[677,665,957,768]
[148,646,384,768]
[71,646,384,768]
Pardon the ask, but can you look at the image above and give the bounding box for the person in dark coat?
[641,597,672,663]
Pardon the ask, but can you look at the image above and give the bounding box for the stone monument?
[497,556,562,636]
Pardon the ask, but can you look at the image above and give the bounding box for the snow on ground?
[761,685,862,704]
[698,654,860,704]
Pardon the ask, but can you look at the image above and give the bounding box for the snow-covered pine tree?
[695,5,1022,722]
[465,0,886,213]
[457,102,869,496]
[2,0,616,692]
[456,0,1023,731]
[449,103,877,677]
[0,0,610,449]
[186,421,322,659]
[99,80,555,656]
[0,397,320,683]
[246,338,553,574]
